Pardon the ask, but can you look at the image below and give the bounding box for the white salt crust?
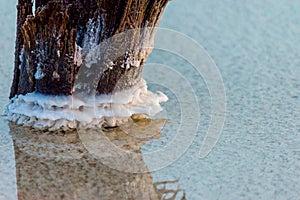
[5,79,168,131]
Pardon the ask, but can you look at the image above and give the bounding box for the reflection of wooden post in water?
[10,0,169,98]
[9,118,185,200]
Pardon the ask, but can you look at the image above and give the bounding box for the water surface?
[1,0,300,199]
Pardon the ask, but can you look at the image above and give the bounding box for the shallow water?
[1,0,300,199]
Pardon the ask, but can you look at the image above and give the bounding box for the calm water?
[1,0,300,199]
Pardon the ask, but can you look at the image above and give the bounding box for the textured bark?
[10,0,33,98]
[10,0,169,98]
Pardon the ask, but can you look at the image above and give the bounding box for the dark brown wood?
[10,0,33,98]
[10,0,169,98]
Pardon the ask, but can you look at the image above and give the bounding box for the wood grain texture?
[10,0,169,98]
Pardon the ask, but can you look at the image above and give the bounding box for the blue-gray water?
[0,0,300,199]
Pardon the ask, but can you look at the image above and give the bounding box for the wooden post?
[10,0,169,98]
[10,0,33,98]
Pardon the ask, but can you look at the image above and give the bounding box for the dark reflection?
[9,117,185,200]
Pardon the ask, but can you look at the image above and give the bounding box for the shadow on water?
[8,117,186,200]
